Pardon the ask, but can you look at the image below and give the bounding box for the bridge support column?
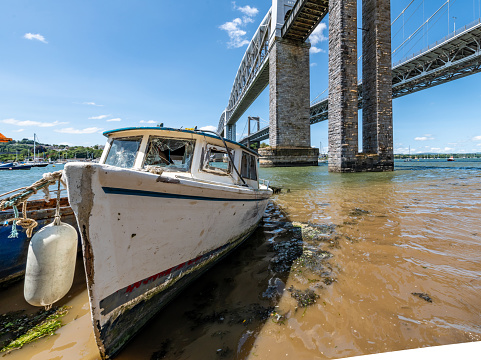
[362,0,393,170]
[328,0,359,172]
[225,124,236,141]
[328,0,393,172]
[259,38,318,167]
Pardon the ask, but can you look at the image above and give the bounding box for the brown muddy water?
[1,159,481,359]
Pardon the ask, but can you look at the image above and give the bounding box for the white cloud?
[235,4,258,17]
[414,134,434,141]
[473,135,481,141]
[89,114,110,120]
[309,23,328,45]
[310,46,325,54]
[55,127,103,134]
[310,63,317,67]
[13,129,25,132]
[219,4,259,48]
[199,125,217,132]
[24,33,47,43]
[219,18,249,48]
[140,120,157,124]
[430,147,441,151]
[444,147,454,151]
[82,102,103,107]
[1,118,67,127]
[106,118,121,122]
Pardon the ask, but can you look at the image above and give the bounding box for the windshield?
[104,137,142,168]
[144,137,195,172]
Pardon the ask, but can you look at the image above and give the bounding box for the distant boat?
[447,156,455,161]
[27,132,49,167]
[26,161,49,167]
[0,162,32,170]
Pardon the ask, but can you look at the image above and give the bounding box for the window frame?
[200,144,234,176]
[240,151,258,181]
[142,135,196,172]
[103,136,143,169]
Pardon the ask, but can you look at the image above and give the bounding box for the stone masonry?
[362,0,393,170]
[328,0,359,172]
[259,38,319,167]
[328,0,393,172]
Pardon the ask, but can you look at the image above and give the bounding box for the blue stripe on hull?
[102,186,268,202]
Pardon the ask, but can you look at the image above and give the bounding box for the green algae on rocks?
[0,306,69,353]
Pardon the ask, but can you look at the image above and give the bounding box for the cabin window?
[104,137,142,168]
[144,137,195,172]
[201,144,233,175]
[240,152,258,180]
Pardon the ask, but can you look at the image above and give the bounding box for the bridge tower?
[258,0,319,167]
[328,0,393,172]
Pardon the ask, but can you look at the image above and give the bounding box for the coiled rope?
[0,170,65,238]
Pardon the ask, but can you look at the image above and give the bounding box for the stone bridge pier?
[328,0,393,172]
[259,0,319,167]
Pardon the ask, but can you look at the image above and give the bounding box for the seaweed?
[349,208,370,216]
[0,306,69,353]
[412,292,433,303]
[287,286,319,308]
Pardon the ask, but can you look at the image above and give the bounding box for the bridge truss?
[218,11,271,136]
[240,18,481,145]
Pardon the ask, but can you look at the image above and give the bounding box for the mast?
[33,133,36,162]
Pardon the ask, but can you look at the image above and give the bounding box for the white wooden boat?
[63,127,272,358]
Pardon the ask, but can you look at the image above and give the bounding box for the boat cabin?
[99,127,262,189]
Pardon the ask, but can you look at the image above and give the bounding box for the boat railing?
[259,178,270,190]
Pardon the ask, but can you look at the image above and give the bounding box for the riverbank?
[0,159,480,359]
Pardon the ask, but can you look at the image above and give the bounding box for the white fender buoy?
[24,221,77,307]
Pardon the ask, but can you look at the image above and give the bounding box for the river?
[1,159,480,359]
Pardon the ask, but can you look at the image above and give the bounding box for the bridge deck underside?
[282,0,329,42]
[226,62,269,127]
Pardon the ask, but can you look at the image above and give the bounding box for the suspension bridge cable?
[392,0,450,55]
[427,0,455,34]
[392,0,416,26]
[239,118,248,140]
[310,87,328,105]
[403,0,458,58]
[392,0,425,41]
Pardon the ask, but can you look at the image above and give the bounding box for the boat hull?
[0,164,32,170]
[0,198,78,285]
[64,163,271,358]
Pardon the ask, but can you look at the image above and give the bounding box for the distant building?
[0,133,13,143]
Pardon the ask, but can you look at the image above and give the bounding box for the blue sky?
[1,0,480,154]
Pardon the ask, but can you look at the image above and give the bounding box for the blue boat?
[0,162,32,170]
[0,197,79,286]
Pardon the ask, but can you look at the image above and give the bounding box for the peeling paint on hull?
[64,163,271,359]
[99,225,257,358]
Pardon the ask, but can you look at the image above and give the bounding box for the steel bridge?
[218,0,329,139]
[239,17,481,145]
